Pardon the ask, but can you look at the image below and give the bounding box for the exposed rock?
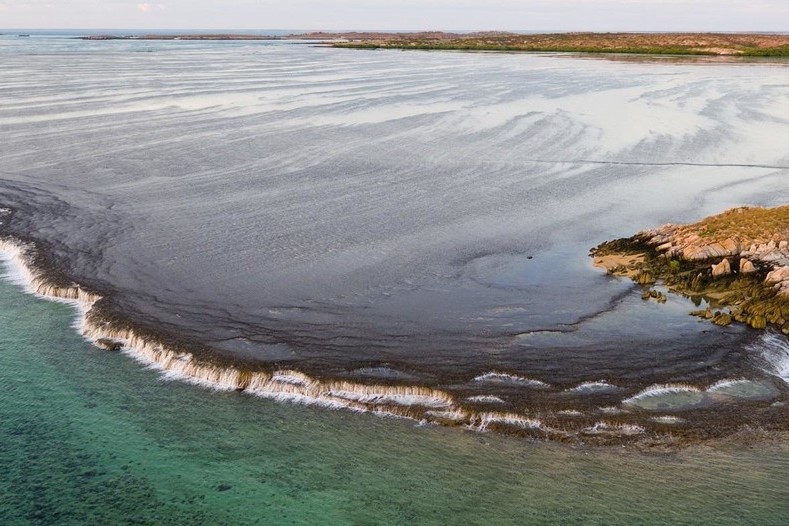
[642,289,667,303]
[740,259,757,274]
[635,270,655,285]
[591,204,789,334]
[690,308,714,320]
[722,238,739,254]
[711,258,731,278]
[766,266,789,284]
[749,315,767,329]
[95,338,123,351]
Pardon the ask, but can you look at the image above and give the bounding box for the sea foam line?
[748,332,789,384]
[566,380,621,393]
[472,371,550,388]
[0,237,454,418]
[0,236,663,442]
[622,383,703,405]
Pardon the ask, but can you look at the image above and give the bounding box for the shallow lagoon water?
[2,36,789,439]
[3,268,789,524]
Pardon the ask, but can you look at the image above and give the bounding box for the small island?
[592,205,789,332]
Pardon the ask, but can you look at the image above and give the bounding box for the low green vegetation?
[333,33,789,57]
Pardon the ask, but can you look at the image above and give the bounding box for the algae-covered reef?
[592,206,789,333]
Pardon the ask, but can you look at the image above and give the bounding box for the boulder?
[739,259,756,274]
[711,258,731,278]
[749,315,767,330]
[766,266,789,284]
[721,238,739,254]
[635,270,655,285]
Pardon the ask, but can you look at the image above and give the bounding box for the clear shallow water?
[3,271,789,525]
[2,36,789,439]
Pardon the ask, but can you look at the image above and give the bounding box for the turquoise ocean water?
[2,262,789,524]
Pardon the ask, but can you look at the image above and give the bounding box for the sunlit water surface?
[2,35,789,442]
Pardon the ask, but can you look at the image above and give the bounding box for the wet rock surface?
[592,205,789,335]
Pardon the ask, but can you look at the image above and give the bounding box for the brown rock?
[766,266,789,284]
[711,258,731,278]
[721,238,739,254]
[739,259,756,274]
[749,316,767,329]
[635,270,655,285]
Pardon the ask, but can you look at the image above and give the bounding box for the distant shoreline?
[329,32,789,57]
[73,32,789,57]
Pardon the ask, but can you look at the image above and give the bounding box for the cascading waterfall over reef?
[6,228,789,445]
[0,237,573,440]
[4,40,789,448]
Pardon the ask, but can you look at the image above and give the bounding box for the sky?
[0,0,787,32]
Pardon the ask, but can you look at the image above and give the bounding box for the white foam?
[582,422,645,436]
[566,381,621,393]
[326,389,452,408]
[470,412,547,433]
[472,371,549,388]
[748,332,789,384]
[0,237,457,421]
[426,409,469,422]
[707,379,753,392]
[271,370,312,386]
[651,416,685,424]
[623,383,702,404]
[466,395,506,404]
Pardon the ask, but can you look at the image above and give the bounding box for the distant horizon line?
[3,28,789,35]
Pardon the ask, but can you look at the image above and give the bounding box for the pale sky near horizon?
[0,0,787,32]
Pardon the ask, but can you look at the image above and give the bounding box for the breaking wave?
[472,372,550,388]
[748,332,789,384]
[566,381,621,394]
[8,236,661,442]
[4,235,784,445]
[466,395,507,404]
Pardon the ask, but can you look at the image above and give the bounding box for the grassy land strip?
[332,33,789,57]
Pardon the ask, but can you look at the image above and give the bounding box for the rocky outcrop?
[711,258,731,277]
[635,206,789,298]
[592,205,789,335]
[740,259,756,274]
[766,266,789,296]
